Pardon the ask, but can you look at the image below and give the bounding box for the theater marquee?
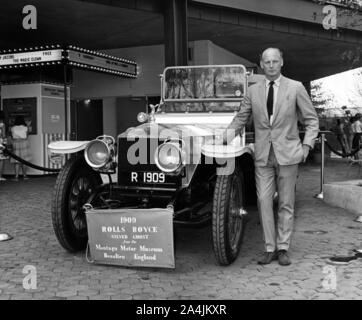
[0,45,137,78]
[0,49,62,66]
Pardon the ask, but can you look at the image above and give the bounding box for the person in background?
[332,119,349,154]
[10,115,31,181]
[352,113,362,152]
[343,117,352,155]
[350,116,356,148]
[0,111,9,181]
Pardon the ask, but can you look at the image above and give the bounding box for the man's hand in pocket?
[302,144,311,162]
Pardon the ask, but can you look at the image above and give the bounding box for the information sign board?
[86,208,175,268]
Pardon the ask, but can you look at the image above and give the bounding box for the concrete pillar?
[163,0,188,67]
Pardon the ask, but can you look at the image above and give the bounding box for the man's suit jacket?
[227,75,319,167]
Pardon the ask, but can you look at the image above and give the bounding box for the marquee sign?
[0,45,137,78]
[66,46,137,78]
[0,49,62,66]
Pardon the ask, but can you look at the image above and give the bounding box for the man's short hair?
[260,48,284,61]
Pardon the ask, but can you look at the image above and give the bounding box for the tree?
[310,1,362,69]
[310,80,335,117]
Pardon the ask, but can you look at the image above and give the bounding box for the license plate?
[130,172,165,184]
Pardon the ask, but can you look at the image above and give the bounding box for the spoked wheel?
[51,156,102,252]
[212,166,246,266]
[69,175,96,238]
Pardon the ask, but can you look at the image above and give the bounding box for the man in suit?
[224,48,319,266]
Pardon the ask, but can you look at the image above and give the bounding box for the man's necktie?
[267,81,274,119]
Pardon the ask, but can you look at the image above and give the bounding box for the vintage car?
[48,64,259,266]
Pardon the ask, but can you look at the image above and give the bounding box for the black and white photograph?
[0,0,362,307]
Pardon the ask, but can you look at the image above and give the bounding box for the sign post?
[315,132,327,200]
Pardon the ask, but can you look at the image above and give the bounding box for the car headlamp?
[84,136,115,169]
[154,140,185,173]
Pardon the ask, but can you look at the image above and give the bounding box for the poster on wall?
[41,85,67,134]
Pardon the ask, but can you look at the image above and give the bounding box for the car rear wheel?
[212,166,245,266]
[51,156,102,252]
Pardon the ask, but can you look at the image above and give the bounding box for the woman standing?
[0,111,9,181]
[10,115,31,181]
[343,117,352,154]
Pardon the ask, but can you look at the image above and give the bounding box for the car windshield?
[161,65,246,113]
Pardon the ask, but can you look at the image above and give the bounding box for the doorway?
[71,99,103,140]
[116,96,147,134]
[116,96,161,134]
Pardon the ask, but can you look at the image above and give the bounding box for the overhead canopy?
[0,0,361,81]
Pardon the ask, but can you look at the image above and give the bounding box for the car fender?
[201,142,254,159]
[48,140,90,154]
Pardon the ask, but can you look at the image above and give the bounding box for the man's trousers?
[255,146,298,252]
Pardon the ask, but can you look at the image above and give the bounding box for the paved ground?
[0,158,362,300]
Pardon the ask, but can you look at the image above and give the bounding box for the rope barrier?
[2,147,60,173]
[323,138,361,158]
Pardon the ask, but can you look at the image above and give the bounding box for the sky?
[311,67,362,117]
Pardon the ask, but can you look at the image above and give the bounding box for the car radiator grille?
[117,136,181,189]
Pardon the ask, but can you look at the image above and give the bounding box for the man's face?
[260,49,283,80]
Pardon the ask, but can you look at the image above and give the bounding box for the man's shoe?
[278,250,291,266]
[258,251,277,265]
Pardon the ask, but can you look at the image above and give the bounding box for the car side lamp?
[137,104,160,124]
[137,112,148,123]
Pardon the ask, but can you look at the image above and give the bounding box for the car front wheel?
[51,156,102,252]
[212,166,246,266]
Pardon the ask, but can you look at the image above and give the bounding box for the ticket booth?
[0,45,137,175]
[1,84,69,174]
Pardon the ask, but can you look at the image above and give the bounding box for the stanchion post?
[0,143,13,242]
[315,133,325,199]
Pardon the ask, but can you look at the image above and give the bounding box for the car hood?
[120,123,224,139]
[119,113,236,140]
